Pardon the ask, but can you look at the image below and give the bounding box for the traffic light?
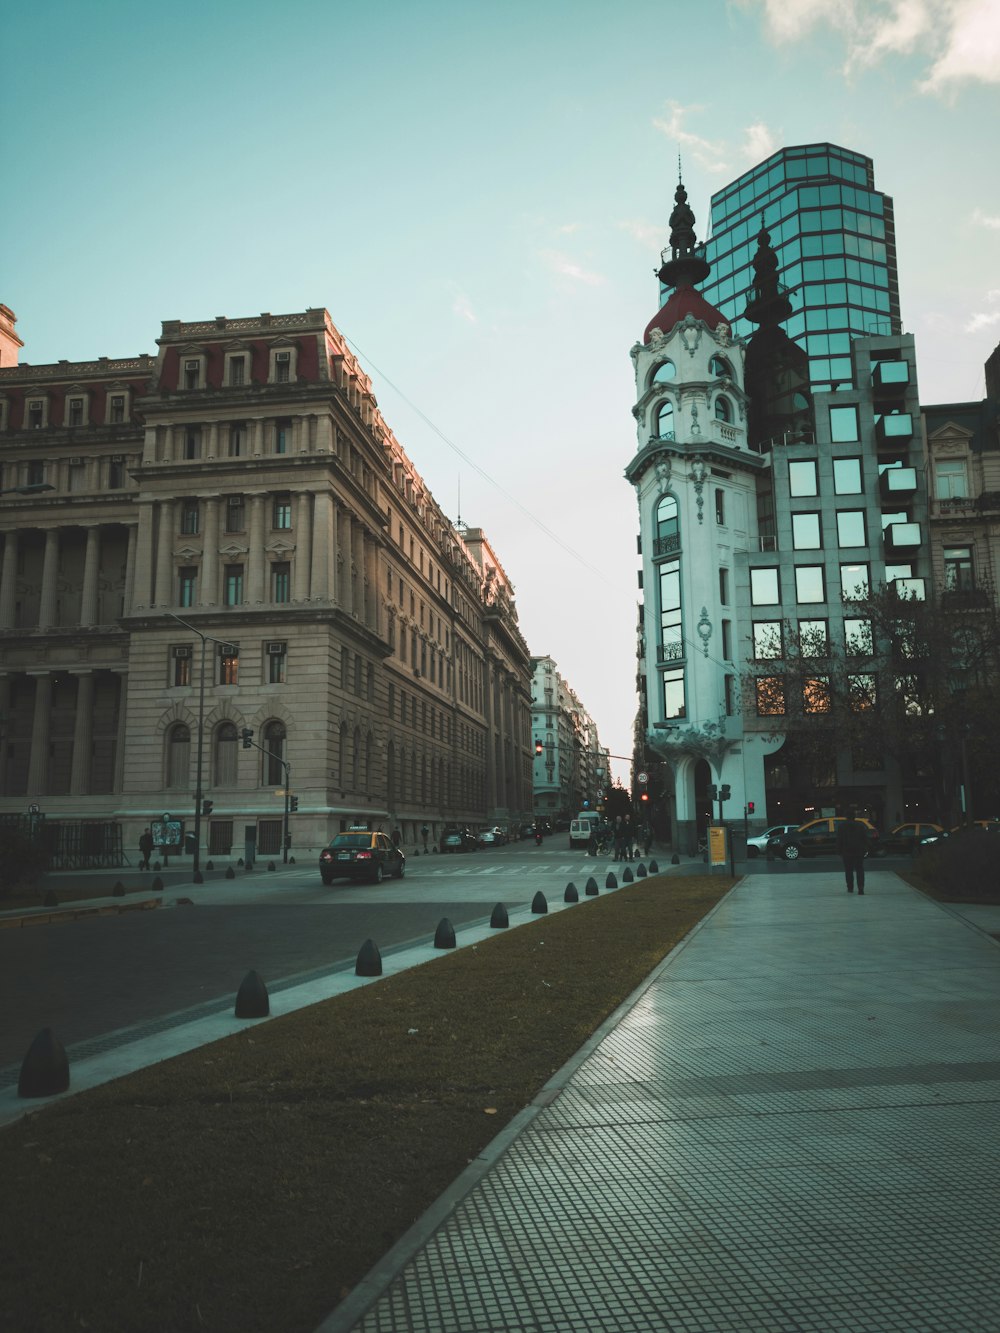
[202,799,213,816]
[720,784,731,801]
[534,739,543,755]
[708,784,718,800]
[747,801,755,814]
[640,792,649,803]
[241,728,254,749]
[289,796,299,813]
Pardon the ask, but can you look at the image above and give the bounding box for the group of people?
[587,815,653,861]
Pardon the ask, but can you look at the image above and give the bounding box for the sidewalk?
[321,870,1000,1333]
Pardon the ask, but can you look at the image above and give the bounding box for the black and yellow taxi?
[319,828,405,885]
[767,816,881,861]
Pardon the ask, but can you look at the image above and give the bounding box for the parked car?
[440,824,479,853]
[518,822,536,840]
[767,816,881,861]
[745,824,801,858]
[569,812,601,849]
[319,829,405,885]
[478,825,508,847]
[882,821,946,853]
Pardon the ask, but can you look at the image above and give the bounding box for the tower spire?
[657,177,710,291]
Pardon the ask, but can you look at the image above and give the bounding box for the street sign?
[637,772,648,784]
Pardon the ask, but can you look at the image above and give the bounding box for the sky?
[4,0,999,786]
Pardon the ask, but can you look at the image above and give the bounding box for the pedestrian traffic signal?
[241,728,254,749]
[202,799,213,816]
[708,784,718,800]
[289,796,299,813]
[746,801,755,814]
[720,784,731,801]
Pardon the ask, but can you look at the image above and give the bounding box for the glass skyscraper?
[696,143,901,394]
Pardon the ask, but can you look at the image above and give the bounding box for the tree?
[741,582,1000,822]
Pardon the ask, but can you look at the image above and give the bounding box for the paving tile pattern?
[347,874,1000,1331]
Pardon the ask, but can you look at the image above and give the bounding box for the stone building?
[529,655,607,821]
[0,306,533,860]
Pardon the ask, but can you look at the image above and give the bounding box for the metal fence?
[0,815,125,870]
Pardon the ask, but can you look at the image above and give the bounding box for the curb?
[0,898,161,929]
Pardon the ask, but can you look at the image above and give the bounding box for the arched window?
[655,494,679,545]
[650,359,676,386]
[714,396,732,423]
[166,723,190,789]
[213,722,238,786]
[262,720,286,786]
[709,354,733,379]
[656,400,675,439]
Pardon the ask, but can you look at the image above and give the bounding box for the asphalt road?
[0,841,639,1081]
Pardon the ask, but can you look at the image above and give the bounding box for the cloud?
[651,101,730,174]
[741,0,1000,95]
[450,290,477,323]
[617,220,665,249]
[555,222,582,235]
[539,250,605,286]
[740,121,779,165]
[965,288,1000,333]
[972,208,1000,229]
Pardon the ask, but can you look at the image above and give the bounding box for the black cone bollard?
[564,882,579,903]
[636,864,647,878]
[434,917,456,949]
[18,1028,69,1098]
[605,872,617,889]
[585,876,599,896]
[225,866,235,879]
[267,861,276,871]
[44,890,58,907]
[151,876,164,892]
[193,870,204,884]
[490,902,509,928]
[650,860,659,873]
[355,938,383,976]
[112,881,125,896]
[622,867,634,883]
[531,891,548,914]
[234,969,270,1018]
[671,853,680,865]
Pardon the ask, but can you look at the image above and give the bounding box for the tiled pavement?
[320,871,1000,1333]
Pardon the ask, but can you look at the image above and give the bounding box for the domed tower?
[626,180,773,854]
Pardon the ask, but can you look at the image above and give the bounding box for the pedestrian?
[138,827,154,871]
[622,815,635,861]
[420,823,429,852]
[612,816,625,862]
[836,808,868,895]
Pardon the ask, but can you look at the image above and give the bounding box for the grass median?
[2,872,733,1333]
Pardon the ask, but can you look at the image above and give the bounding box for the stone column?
[162,426,175,464]
[153,499,175,607]
[247,493,267,603]
[26,671,52,796]
[337,510,352,615]
[37,528,60,628]
[0,530,18,628]
[70,671,95,795]
[310,491,332,601]
[293,492,311,601]
[112,670,128,793]
[206,422,219,459]
[250,419,264,457]
[123,523,138,617]
[351,520,364,620]
[199,497,220,606]
[79,525,101,626]
[132,500,156,611]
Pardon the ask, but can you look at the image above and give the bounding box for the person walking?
[138,828,154,871]
[641,820,653,857]
[612,816,625,863]
[836,809,868,895]
[420,824,429,852]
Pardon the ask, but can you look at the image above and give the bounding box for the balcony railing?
[941,585,994,610]
[653,532,681,558]
[657,641,685,664]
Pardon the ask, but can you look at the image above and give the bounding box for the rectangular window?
[219,642,239,685]
[271,562,290,603]
[229,423,246,457]
[944,546,974,590]
[792,512,821,549]
[178,567,197,607]
[829,405,859,442]
[844,618,873,655]
[208,820,233,856]
[110,395,125,424]
[750,568,780,605]
[836,510,866,547]
[275,419,291,454]
[274,351,290,383]
[848,673,877,711]
[724,674,734,716]
[788,460,818,497]
[28,402,44,428]
[68,398,84,427]
[172,648,191,687]
[841,563,869,599]
[719,567,729,605]
[184,428,201,460]
[803,676,831,713]
[184,360,200,390]
[833,457,862,494]
[180,501,199,535]
[229,357,245,386]
[108,458,125,489]
[663,668,685,720]
[756,676,785,715]
[268,645,287,684]
[753,621,783,659]
[272,495,292,529]
[721,620,732,660]
[795,566,825,603]
[798,619,829,655]
[715,488,725,525]
[224,564,244,606]
[935,460,967,500]
[27,459,45,485]
[659,559,682,660]
[226,496,245,532]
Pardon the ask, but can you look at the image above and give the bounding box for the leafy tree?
[741,583,1000,822]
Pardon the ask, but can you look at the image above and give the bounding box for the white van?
[569,811,600,849]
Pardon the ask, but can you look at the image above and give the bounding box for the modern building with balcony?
[0,305,534,861]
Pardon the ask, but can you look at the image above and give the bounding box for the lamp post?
[165,611,220,881]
